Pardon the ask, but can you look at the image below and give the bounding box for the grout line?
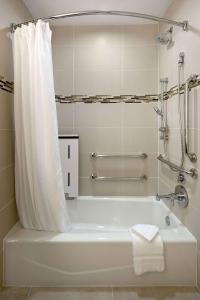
[0,164,13,173]
[111,287,114,300]
[26,287,32,300]
[0,198,15,215]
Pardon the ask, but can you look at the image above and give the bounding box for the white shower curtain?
[13,20,71,232]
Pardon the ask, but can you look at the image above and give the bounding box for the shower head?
[156,27,173,45]
[153,106,163,117]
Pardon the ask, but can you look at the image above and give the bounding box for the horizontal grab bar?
[91,153,147,159]
[157,154,198,178]
[91,174,147,181]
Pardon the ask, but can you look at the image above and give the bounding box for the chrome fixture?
[177,52,185,169]
[156,27,173,45]
[91,152,147,159]
[10,11,188,32]
[165,215,171,226]
[156,185,189,208]
[157,154,198,178]
[91,174,147,181]
[184,74,198,162]
[159,78,169,142]
[177,172,185,183]
[153,106,163,117]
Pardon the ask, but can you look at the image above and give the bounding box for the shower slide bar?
[157,154,198,178]
[91,152,147,159]
[10,10,188,32]
[91,174,147,181]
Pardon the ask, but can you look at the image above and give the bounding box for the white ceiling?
[23,0,173,26]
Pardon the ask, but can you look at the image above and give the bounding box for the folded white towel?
[131,224,159,241]
[129,225,165,275]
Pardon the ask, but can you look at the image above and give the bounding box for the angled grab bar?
[90,153,147,159]
[91,174,147,181]
[157,154,198,178]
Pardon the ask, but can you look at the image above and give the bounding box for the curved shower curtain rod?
[10,10,188,32]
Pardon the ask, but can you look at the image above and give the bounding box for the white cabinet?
[59,135,79,198]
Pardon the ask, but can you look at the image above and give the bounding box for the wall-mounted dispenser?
[59,135,79,198]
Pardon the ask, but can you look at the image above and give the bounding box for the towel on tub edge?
[129,224,165,275]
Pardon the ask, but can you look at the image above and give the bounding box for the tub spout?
[156,185,189,208]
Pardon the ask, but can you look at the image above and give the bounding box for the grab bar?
[157,154,198,178]
[91,174,147,181]
[185,75,197,162]
[91,152,147,159]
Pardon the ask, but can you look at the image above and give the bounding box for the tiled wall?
[52,24,159,196]
[0,0,31,286]
[158,0,200,287]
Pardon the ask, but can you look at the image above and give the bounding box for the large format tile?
[0,131,14,170]
[56,103,75,128]
[53,70,74,95]
[74,45,122,71]
[0,200,17,250]
[123,128,158,153]
[0,166,13,211]
[74,26,122,47]
[75,103,122,128]
[0,92,13,130]
[122,103,157,128]
[76,127,122,154]
[122,24,158,46]
[28,287,112,300]
[52,26,74,46]
[52,45,74,71]
[122,45,157,70]
[122,69,157,95]
[74,70,121,95]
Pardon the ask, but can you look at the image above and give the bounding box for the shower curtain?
[13,20,71,232]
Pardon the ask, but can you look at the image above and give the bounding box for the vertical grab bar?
[184,75,197,162]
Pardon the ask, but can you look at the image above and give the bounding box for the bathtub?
[4,196,197,287]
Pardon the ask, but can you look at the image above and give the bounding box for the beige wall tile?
[122,69,157,94]
[0,200,17,250]
[75,103,122,128]
[74,26,122,47]
[53,70,73,95]
[56,103,74,128]
[0,167,13,211]
[122,24,158,46]
[158,3,200,276]
[123,127,158,153]
[74,70,121,95]
[0,0,31,285]
[0,249,2,287]
[121,178,158,197]
[52,45,74,71]
[74,45,122,71]
[0,131,14,170]
[76,127,122,154]
[122,103,157,128]
[53,24,159,196]
[122,45,157,70]
[0,92,13,130]
[51,26,74,46]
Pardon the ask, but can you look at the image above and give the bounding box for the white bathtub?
[4,197,197,287]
